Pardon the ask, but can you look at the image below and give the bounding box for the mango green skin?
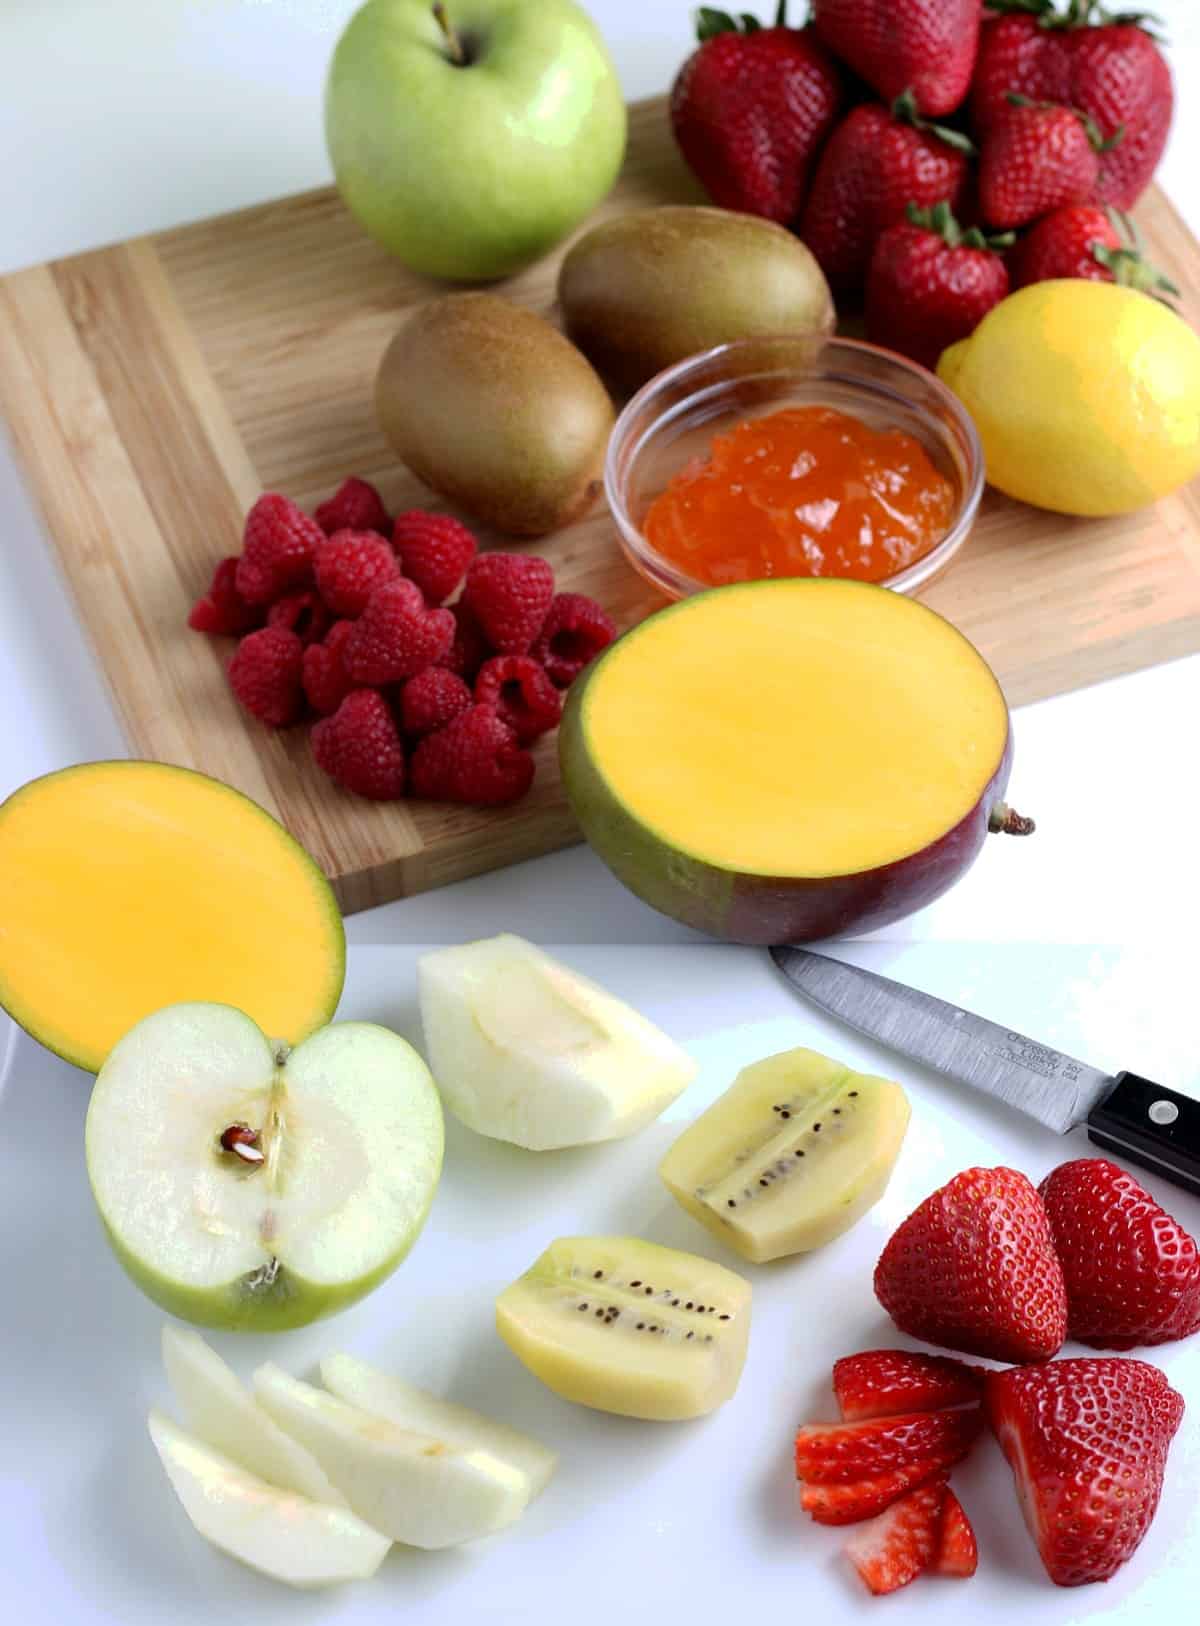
[559,593,1016,946]
[325,0,628,282]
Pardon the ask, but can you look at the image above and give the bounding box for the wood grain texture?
[0,96,1197,913]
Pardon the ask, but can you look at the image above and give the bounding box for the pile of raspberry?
[188,478,617,805]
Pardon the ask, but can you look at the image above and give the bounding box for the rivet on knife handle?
[1088,1073,1200,1199]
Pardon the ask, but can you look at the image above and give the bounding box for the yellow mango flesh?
[579,580,1009,878]
[0,761,344,1072]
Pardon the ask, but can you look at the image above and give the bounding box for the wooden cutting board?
[1,97,1199,914]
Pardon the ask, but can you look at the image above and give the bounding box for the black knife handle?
[1087,1073,1200,1197]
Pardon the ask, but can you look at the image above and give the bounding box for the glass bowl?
[604,334,984,600]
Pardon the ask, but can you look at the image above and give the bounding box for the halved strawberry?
[844,1479,947,1596]
[833,1349,984,1422]
[795,1407,982,1485]
[931,1488,977,1579]
[800,1460,946,1526]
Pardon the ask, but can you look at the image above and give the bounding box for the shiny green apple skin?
[325,0,627,281]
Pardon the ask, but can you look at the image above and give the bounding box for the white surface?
[2,942,1198,1624]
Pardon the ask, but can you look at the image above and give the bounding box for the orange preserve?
[642,405,956,586]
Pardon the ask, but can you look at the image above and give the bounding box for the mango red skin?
[559,688,1013,946]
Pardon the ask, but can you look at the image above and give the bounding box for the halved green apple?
[85,1003,443,1331]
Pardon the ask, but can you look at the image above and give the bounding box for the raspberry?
[474,655,562,744]
[187,556,263,636]
[410,704,535,807]
[399,668,473,739]
[531,592,618,687]
[314,530,401,617]
[311,689,406,800]
[314,477,390,538]
[301,619,356,716]
[461,553,555,654]
[227,627,305,728]
[344,579,455,685]
[266,589,333,646]
[392,510,478,604]
[436,601,491,681]
[235,494,324,605]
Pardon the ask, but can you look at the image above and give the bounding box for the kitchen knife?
[769,946,1200,1198]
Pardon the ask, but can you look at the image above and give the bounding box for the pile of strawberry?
[187,478,616,805]
[672,0,1176,369]
[804,1156,1195,1595]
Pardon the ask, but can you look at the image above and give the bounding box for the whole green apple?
[325,0,628,281]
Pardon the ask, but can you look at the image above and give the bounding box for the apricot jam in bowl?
[605,335,983,600]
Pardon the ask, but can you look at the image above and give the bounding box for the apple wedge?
[162,1326,346,1505]
[254,1364,532,1548]
[148,1410,390,1589]
[418,934,696,1149]
[320,1352,557,1498]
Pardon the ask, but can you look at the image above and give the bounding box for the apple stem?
[988,802,1036,836]
[432,3,466,65]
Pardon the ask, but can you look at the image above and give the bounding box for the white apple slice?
[148,1409,390,1588]
[85,1003,443,1331]
[162,1325,346,1505]
[254,1363,531,1548]
[418,934,697,1149]
[319,1352,557,1498]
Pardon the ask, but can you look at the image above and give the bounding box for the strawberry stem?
[907,201,1013,253]
[775,0,788,23]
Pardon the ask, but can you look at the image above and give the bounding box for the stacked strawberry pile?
[804,1156,1195,1596]
[671,0,1176,369]
[188,478,616,805]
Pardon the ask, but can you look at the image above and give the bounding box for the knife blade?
[769,946,1200,1199]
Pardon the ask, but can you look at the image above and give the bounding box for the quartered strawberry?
[800,1460,948,1525]
[1039,1157,1200,1348]
[832,1349,984,1421]
[843,1478,947,1596]
[874,1165,1067,1363]
[986,1356,1184,1586]
[931,1488,978,1578]
[795,1407,982,1484]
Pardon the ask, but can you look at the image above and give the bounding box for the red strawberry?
[812,0,981,117]
[843,1479,947,1596]
[669,4,842,224]
[986,1356,1184,1586]
[798,97,973,292]
[1009,203,1179,294]
[436,601,491,682]
[314,530,401,618]
[1038,1157,1200,1348]
[392,510,478,605]
[530,592,618,688]
[266,589,333,647]
[978,98,1107,228]
[301,620,356,717]
[931,1488,977,1578]
[188,556,263,636]
[461,553,555,655]
[226,627,305,728]
[832,1349,984,1422]
[874,1166,1068,1363]
[314,476,390,538]
[795,1407,982,1484]
[800,1461,947,1526]
[971,5,1172,210]
[311,688,405,801]
[235,494,324,605]
[474,655,562,745]
[343,580,455,685]
[409,704,535,807]
[398,667,473,739]
[866,202,1011,370]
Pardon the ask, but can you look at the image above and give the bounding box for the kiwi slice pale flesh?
[495,1236,751,1422]
[659,1048,910,1264]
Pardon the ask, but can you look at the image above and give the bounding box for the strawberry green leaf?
[695,8,742,40]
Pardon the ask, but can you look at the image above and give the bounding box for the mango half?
[559,579,1028,944]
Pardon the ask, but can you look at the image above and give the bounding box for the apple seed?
[219,1123,265,1165]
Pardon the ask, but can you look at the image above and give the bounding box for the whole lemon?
[938,280,1200,517]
